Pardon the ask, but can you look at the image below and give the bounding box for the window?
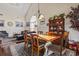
[30,16,37,32]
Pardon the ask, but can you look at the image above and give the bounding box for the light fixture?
[38,3,45,20]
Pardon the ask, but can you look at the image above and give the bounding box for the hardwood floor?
[0,37,16,56]
[0,44,12,56]
[0,38,77,56]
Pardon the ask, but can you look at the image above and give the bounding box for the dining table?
[38,34,62,42]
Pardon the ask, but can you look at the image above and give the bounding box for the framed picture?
[26,22,30,26]
[0,20,4,27]
[16,21,23,27]
[7,22,13,27]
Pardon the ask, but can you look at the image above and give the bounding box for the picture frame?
[0,20,4,27]
[7,22,13,27]
[26,22,30,26]
[16,21,23,27]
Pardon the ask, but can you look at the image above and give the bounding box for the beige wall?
[38,3,79,32]
[0,15,25,37]
[26,3,79,32]
[26,3,79,41]
[0,3,79,41]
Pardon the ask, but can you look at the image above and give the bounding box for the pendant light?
[38,3,44,20]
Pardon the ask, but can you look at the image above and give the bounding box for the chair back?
[24,31,31,48]
[62,31,69,48]
[63,31,69,39]
[24,32,28,42]
[31,34,45,56]
[38,31,43,34]
[46,32,57,36]
[31,34,39,47]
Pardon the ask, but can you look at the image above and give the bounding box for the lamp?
[38,3,45,20]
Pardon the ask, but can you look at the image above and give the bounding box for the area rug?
[9,42,76,56]
[9,42,45,56]
[9,43,31,56]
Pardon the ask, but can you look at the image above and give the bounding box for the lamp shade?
[38,14,44,20]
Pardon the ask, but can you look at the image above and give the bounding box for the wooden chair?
[24,32,32,48]
[59,31,69,55]
[31,34,45,56]
[46,32,56,36]
[46,38,67,56]
[38,31,43,34]
[46,31,69,56]
[68,40,79,55]
[24,32,28,48]
[62,31,69,48]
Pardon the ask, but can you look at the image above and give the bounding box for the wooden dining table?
[38,34,61,42]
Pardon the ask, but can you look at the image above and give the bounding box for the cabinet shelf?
[49,18,64,35]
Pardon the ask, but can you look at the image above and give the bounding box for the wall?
[39,3,79,41]
[26,3,79,31]
[0,15,26,37]
[65,18,79,42]
[0,3,79,41]
[0,3,30,37]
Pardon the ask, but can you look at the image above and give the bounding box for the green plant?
[49,13,65,20]
[66,5,79,31]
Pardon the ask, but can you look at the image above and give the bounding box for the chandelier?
[38,3,45,20]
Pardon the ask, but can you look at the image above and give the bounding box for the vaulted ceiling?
[0,3,79,21]
[0,3,31,19]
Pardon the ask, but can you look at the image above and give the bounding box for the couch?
[0,31,8,37]
[15,31,36,40]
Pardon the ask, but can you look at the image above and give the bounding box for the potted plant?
[66,5,79,31]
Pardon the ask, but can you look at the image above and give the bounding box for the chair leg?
[24,41,27,48]
[32,46,33,56]
[37,48,39,56]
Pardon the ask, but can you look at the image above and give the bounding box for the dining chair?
[68,40,79,55]
[31,34,45,56]
[62,31,69,48]
[44,31,69,56]
[46,32,56,36]
[45,38,67,56]
[24,31,32,48]
[38,31,43,34]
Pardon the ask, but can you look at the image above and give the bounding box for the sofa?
[15,31,36,40]
[0,31,8,38]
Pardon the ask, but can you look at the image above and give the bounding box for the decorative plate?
[7,22,13,26]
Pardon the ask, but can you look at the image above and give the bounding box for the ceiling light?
[38,3,45,20]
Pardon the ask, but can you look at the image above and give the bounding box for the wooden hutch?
[48,15,69,48]
[49,16,65,35]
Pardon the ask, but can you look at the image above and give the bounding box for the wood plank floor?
[0,37,16,56]
[0,37,78,56]
[0,46,12,56]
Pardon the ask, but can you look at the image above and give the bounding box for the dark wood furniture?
[38,34,61,42]
[38,32,69,55]
[48,16,69,48]
[48,16,65,35]
[69,40,79,55]
[38,31,43,34]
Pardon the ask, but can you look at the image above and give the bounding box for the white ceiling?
[0,3,79,21]
[0,3,31,18]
